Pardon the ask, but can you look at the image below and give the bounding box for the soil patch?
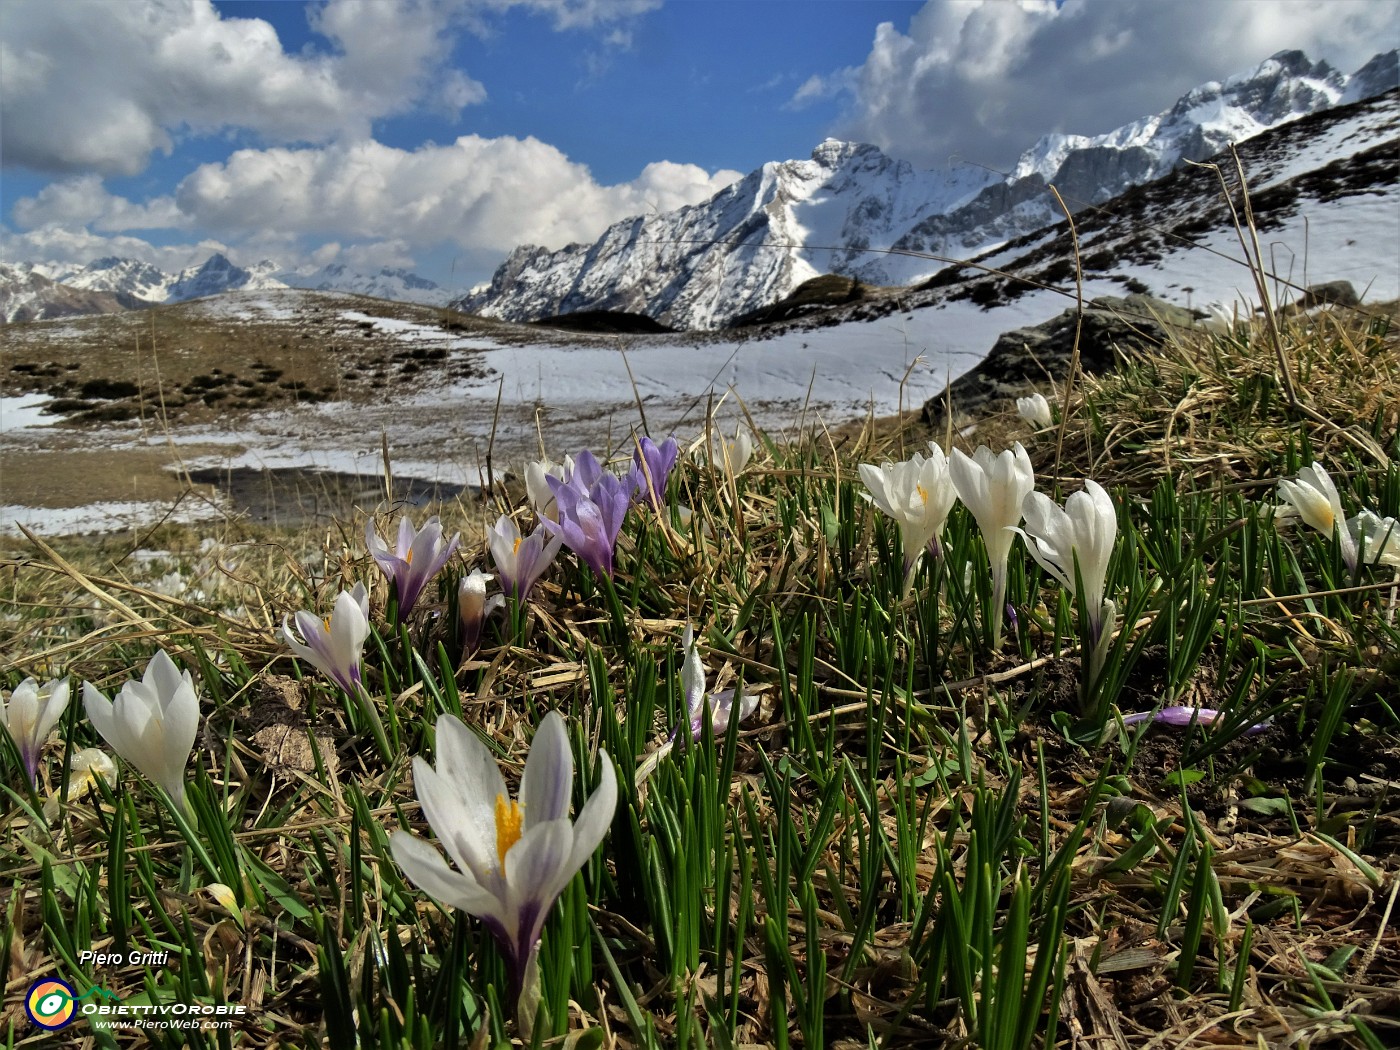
[0,444,232,508]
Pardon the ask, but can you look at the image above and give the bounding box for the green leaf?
[1163,768,1205,790]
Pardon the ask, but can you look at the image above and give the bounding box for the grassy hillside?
[2,300,1397,1048]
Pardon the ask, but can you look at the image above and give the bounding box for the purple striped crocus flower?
[672,624,758,745]
[1122,705,1269,735]
[366,514,461,617]
[545,464,632,579]
[486,515,563,600]
[283,584,371,697]
[627,437,680,507]
[2,676,70,788]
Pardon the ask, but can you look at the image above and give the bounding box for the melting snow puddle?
[1,394,57,432]
[0,497,233,538]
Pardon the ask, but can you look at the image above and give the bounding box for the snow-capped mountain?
[275,263,452,305]
[50,256,174,302]
[44,253,286,304]
[457,49,1397,330]
[3,253,450,322]
[0,263,143,323]
[165,254,285,301]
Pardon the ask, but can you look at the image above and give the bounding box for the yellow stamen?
[513,537,522,555]
[494,794,524,867]
[323,616,332,631]
[916,482,929,506]
[406,548,415,565]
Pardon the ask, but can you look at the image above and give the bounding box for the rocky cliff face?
[455,140,999,329]
[458,49,1395,330]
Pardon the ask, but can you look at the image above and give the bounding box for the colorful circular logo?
[26,979,77,1030]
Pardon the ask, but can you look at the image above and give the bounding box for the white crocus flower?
[390,711,616,1039]
[525,455,575,522]
[710,426,756,477]
[1,676,70,787]
[82,650,199,813]
[949,442,1036,648]
[1016,392,1054,429]
[859,445,959,593]
[1276,462,1359,570]
[458,569,505,653]
[1349,509,1400,568]
[1016,479,1120,682]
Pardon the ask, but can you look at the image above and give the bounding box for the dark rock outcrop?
[727,274,869,328]
[920,294,1198,423]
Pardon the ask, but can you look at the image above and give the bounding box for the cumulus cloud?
[0,222,234,275]
[821,0,1400,169]
[3,137,740,281]
[13,176,184,232]
[0,0,478,176]
[171,137,742,252]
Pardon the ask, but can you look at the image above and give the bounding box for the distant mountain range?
[0,253,453,323]
[455,48,1398,329]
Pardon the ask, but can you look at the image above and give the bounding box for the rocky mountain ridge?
[457,49,1396,330]
[2,254,451,323]
[0,263,145,324]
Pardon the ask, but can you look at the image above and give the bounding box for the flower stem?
[989,567,1007,650]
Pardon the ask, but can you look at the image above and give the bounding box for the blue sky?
[2,0,1395,290]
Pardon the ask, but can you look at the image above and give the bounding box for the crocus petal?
[389,831,506,919]
[153,662,200,787]
[681,625,706,717]
[563,753,618,882]
[421,720,507,879]
[502,819,577,982]
[519,711,573,828]
[82,682,119,753]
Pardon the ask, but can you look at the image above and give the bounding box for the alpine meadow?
[2,3,1399,1048]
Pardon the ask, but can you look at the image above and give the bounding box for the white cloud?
[478,0,661,32]
[171,137,742,252]
[821,0,1400,169]
[0,223,233,274]
[13,176,184,232]
[2,136,741,283]
[785,72,853,111]
[0,0,481,176]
